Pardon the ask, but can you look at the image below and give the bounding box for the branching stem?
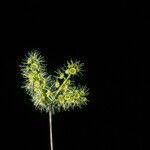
[55,74,71,97]
[49,74,71,150]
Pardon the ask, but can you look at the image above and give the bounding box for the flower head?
[65,60,84,76]
[21,50,89,113]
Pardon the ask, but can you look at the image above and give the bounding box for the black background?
[2,0,147,150]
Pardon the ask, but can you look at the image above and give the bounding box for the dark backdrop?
[2,1,147,150]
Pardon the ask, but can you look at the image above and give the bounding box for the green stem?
[49,107,53,150]
[54,74,71,97]
[48,75,71,150]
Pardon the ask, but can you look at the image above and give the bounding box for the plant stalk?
[55,74,71,97]
[49,107,53,150]
[49,75,71,150]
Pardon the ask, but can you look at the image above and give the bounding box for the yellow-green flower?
[65,60,84,76]
[58,95,65,104]
[59,73,65,79]
[55,80,60,88]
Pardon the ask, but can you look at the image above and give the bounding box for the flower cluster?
[21,50,89,113]
[53,61,88,111]
[56,86,88,111]
[20,51,52,111]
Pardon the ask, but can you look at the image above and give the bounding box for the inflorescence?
[20,50,89,113]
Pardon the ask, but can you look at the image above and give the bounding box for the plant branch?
[55,74,71,97]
